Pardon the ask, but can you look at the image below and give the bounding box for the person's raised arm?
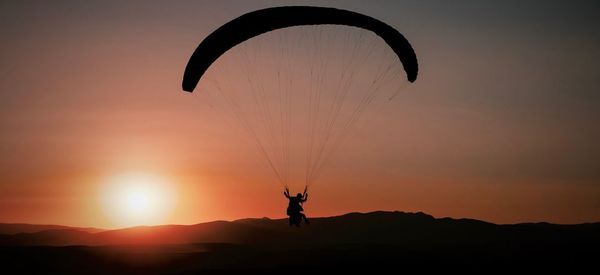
[284,187,291,199]
[302,193,308,202]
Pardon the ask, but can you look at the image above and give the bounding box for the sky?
[1,0,599,228]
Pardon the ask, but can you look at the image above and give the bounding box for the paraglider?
[284,187,309,227]
[181,6,418,223]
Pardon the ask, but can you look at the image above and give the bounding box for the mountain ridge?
[1,210,598,247]
[0,223,104,235]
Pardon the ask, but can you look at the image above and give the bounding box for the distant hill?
[0,223,104,235]
[1,211,599,247]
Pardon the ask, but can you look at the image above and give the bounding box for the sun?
[100,173,176,228]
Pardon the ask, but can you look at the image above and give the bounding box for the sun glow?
[100,173,176,228]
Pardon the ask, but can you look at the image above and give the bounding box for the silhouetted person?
[284,187,309,227]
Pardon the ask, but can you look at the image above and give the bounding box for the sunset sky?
[1,0,599,228]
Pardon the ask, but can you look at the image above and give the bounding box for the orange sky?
[1,1,599,228]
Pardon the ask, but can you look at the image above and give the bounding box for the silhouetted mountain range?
[1,211,598,274]
[0,223,103,235]
[1,211,599,247]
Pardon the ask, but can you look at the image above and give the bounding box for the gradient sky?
[1,0,599,227]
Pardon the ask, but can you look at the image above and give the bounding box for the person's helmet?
[296,193,303,198]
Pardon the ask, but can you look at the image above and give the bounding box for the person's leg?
[293,214,302,227]
[301,213,310,224]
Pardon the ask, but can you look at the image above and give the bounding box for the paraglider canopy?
[182,6,418,92]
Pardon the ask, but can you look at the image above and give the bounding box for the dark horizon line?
[2,210,599,232]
